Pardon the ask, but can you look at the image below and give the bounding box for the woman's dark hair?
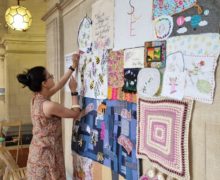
[17,66,46,92]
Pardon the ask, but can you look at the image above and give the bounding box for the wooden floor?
[9,147,29,168]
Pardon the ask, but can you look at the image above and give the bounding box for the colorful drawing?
[144,41,166,69]
[147,46,161,62]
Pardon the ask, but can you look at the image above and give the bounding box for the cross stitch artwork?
[77,16,92,52]
[137,97,194,180]
[144,41,166,69]
[108,50,124,88]
[122,68,140,93]
[77,50,108,99]
[114,0,155,50]
[153,0,196,19]
[71,98,138,180]
[170,0,220,37]
[137,68,161,97]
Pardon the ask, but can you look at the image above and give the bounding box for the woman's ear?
[42,81,47,88]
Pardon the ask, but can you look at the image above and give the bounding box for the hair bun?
[17,73,31,87]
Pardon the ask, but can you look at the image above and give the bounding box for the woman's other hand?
[69,76,77,92]
[72,53,80,69]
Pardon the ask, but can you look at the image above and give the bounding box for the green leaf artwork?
[196,80,211,94]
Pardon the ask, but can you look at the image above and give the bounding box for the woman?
[17,54,81,180]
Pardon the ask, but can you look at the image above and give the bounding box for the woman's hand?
[72,53,80,69]
[69,76,77,92]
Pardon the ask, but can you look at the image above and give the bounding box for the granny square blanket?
[137,97,193,180]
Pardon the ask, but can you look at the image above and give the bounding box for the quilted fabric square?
[108,50,124,88]
[153,0,196,19]
[137,97,193,180]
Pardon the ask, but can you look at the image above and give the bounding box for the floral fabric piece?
[77,16,92,52]
[144,41,166,69]
[153,0,196,19]
[77,50,108,99]
[137,97,194,180]
[108,50,124,88]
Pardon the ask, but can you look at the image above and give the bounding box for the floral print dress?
[27,94,66,180]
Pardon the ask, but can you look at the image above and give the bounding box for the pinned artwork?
[77,50,108,99]
[108,50,124,88]
[154,16,173,40]
[170,0,220,37]
[153,0,196,19]
[144,41,166,69]
[137,97,194,180]
[71,98,138,180]
[72,151,93,180]
[92,0,114,50]
[77,16,92,52]
[166,34,220,103]
[184,55,217,104]
[114,0,155,50]
[124,47,144,68]
[108,87,137,103]
[161,52,185,100]
[137,68,161,97]
[166,33,220,58]
[122,68,140,93]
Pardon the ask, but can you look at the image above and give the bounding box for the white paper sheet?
[92,0,114,50]
[114,0,156,50]
[124,47,144,68]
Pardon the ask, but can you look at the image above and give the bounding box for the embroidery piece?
[170,0,220,37]
[137,97,194,180]
[153,0,196,19]
[166,33,220,58]
[166,34,220,103]
[92,0,114,49]
[161,52,185,100]
[144,41,166,69]
[137,68,161,97]
[122,68,140,93]
[108,50,124,88]
[184,55,217,103]
[72,151,93,180]
[72,98,138,180]
[154,16,173,40]
[77,50,108,99]
[77,16,92,52]
[124,47,145,68]
[114,0,155,50]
